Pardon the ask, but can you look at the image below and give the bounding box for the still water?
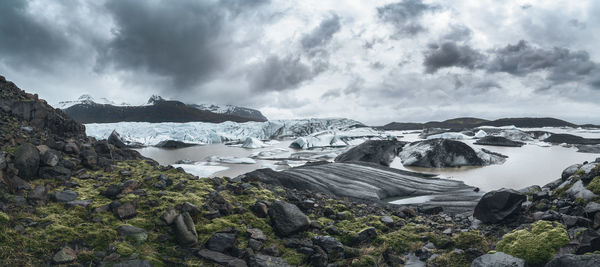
[136,129,600,192]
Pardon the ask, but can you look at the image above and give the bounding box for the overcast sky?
[1,0,600,125]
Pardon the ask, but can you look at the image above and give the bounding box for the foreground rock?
[399,139,507,168]
[243,162,482,213]
[269,200,310,236]
[474,136,525,147]
[471,252,525,267]
[334,139,405,166]
[545,254,600,267]
[473,189,526,223]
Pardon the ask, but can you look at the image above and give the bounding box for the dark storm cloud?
[0,0,73,70]
[301,14,341,51]
[377,0,439,36]
[248,55,316,92]
[486,40,597,86]
[423,42,483,73]
[99,0,268,89]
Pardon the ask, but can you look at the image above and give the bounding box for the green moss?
[351,255,377,267]
[115,241,135,256]
[587,176,600,195]
[0,211,9,224]
[428,251,469,267]
[281,248,305,265]
[452,231,490,253]
[554,183,573,197]
[378,223,427,253]
[496,220,569,265]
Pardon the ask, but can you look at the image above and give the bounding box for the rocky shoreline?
[2,75,600,266]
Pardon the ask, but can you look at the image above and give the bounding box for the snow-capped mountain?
[57,95,267,123]
[190,104,267,122]
[56,94,131,109]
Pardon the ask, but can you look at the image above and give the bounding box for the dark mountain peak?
[147,95,165,105]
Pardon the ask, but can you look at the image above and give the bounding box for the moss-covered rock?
[496,220,569,265]
[0,211,9,224]
[587,176,600,195]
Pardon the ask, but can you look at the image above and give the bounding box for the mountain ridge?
[379,117,594,130]
[60,95,268,123]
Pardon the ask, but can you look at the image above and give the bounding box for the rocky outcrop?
[576,144,600,153]
[13,143,40,180]
[474,136,525,147]
[399,139,507,168]
[243,162,482,213]
[473,189,526,223]
[0,76,85,137]
[334,140,406,167]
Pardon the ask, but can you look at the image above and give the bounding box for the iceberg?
[474,130,487,138]
[426,132,471,140]
[207,156,256,164]
[85,118,364,147]
[289,128,385,149]
[171,162,228,177]
[241,137,268,149]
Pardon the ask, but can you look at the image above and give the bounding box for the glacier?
[85,118,366,147]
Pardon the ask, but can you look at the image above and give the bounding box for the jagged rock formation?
[334,140,406,167]
[399,139,507,168]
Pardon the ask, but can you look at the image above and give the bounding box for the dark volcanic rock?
[14,143,40,179]
[545,254,600,267]
[474,136,525,147]
[53,190,78,202]
[334,140,406,166]
[470,252,525,267]
[268,200,310,237]
[108,130,127,148]
[117,225,148,243]
[114,202,137,220]
[248,254,292,267]
[52,246,77,263]
[399,139,506,168]
[155,140,198,149]
[544,133,600,145]
[40,149,60,167]
[473,189,526,224]
[198,249,247,267]
[39,166,71,180]
[313,236,344,261]
[244,162,482,213]
[577,144,600,154]
[206,232,237,253]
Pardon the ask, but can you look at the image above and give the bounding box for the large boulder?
[14,143,40,180]
[399,139,506,168]
[205,232,237,253]
[470,252,525,267]
[474,136,525,147]
[545,254,600,267]
[313,236,344,261]
[473,189,526,223]
[334,140,405,167]
[174,212,198,247]
[268,200,310,237]
[566,180,598,201]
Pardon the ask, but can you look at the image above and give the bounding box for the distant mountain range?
[379,117,596,130]
[59,95,268,123]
